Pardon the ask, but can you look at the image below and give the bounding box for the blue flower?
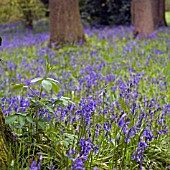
[30,161,39,170]
[143,127,154,142]
[139,141,148,148]
[71,159,85,170]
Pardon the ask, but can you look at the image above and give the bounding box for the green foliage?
[166,0,170,11]
[166,11,170,25]
[0,0,46,24]
[79,0,131,26]
[1,24,170,169]
[5,57,73,169]
[0,0,20,23]
[40,0,49,16]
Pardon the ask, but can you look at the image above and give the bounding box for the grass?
[166,11,170,25]
[0,23,170,170]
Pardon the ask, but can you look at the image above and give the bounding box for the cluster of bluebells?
[1,96,30,116]
[66,138,99,170]
[0,22,170,169]
[29,155,42,170]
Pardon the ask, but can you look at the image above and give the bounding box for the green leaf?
[60,96,75,105]
[45,55,51,73]
[26,115,34,124]
[61,99,69,106]
[53,96,74,106]
[53,99,63,105]
[63,133,77,141]
[12,84,24,91]
[46,78,60,84]
[51,81,60,94]
[18,115,25,127]
[62,140,69,147]
[60,96,71,100]
[5,115,18,124]
[38,120,46,129]
[57,98,69,106]
[41,80,52,92]
[45,78,60,93]
[30,77,43,84]
[23,85,28,89]
[45,105,54,113]
[46,63,51,73]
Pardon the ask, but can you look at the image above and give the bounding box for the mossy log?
[0,108,15,169]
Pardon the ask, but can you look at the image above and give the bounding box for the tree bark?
[49,0,85,47]
[132,0,154,37]
[158,0,167,26]
[131,0,167,37]
[0,108,14,169]
[152,0,167,27]
[131,0,135,26]
[151,0,159,28]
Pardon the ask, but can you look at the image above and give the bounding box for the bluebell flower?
[125,137,130,143]
[139,141,148,148]
[166,165,170,169]
[143,127,154,142]
[30,161,37,170]
[71,159,85,170]
[118,114,126,127]
[94,146,99,154]
[122,124,128,135]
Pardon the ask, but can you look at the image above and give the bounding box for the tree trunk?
[152,0,167,27]
[132,0,167,37]
[158,0,167,26]
[131,0,135,25]
[0,109,14,169]
[49,0,85,47]
[151,0,159,28]
[132,0,154,37]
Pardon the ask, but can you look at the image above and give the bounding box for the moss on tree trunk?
[0,108,14,169]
